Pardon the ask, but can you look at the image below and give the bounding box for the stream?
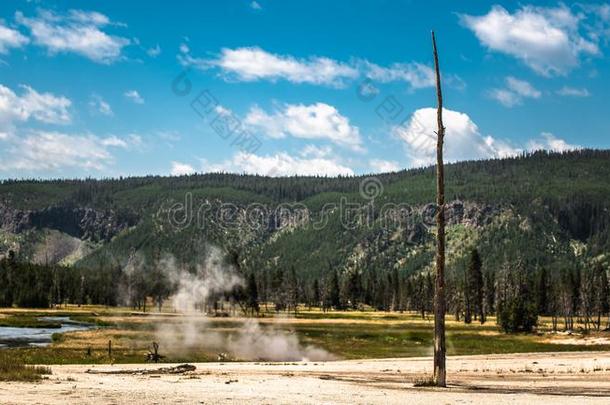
[0,316,95,348]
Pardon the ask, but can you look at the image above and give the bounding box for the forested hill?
[0,149,609,279]
[2,148,609,207]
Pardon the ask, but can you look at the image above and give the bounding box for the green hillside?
[1,149,609,269]
[0,149,609,320]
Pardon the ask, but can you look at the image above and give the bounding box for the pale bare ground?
[3,352,610,404]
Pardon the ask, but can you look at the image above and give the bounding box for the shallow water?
[0,316,94,348]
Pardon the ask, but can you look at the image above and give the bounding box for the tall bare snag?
[432,30,446,387]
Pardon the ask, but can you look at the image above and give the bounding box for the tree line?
[2,248,608,334]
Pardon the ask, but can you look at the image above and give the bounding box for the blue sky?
[0,0,609,179]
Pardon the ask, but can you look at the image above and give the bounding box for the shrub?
[497,300,538,333]
[0,353,52,382]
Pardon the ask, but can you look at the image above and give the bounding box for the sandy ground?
[2,351,610,404]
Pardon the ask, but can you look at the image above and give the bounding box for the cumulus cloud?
[395,107,578,167]
[0,131,132,172]
[250,1,262,10]
[88,94,113,116]
[362,61,435,89]
[179,46,459,89]
[204,151,354,177]
[527,132,580,152]
[369,159,400,173]
[124,89,144,104]
[489,76,541,107]
[100,135,128,148]
[0,22,28,54]
[245,102,364,151]
[181,46,358,86]
[460,4,600,76]
[394,107,519,166]
[171,161,196,176]
[506,77,541,98]
[0,83,71,126]
[556,86,590,97]
[300,144,333,159]
[15,9,129,64]
[488,89,521,108]
[147,44,161,57]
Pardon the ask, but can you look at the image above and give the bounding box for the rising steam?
[138,245,334,361]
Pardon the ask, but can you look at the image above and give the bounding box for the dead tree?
[147,341,165,363]
[432,30,447,388]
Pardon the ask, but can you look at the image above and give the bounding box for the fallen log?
[86,364,196,375]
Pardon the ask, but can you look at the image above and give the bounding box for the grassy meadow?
[1,305,609,367]
[0,351,51,381]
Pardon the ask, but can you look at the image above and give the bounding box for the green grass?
[0,316,61,328]
[294,318,610,359]
[0,352,52,381]
[2,307,610,365]
[6,347,150,365]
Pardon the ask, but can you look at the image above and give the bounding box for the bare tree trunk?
[432,31,447,388]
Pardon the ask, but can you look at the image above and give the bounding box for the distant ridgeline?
[0,149,609,331]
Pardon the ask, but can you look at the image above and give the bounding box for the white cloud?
[170,161,196,176]
[124,89,144,104]
[395,107,578,167]
[0,22,29,54]
[394,107,520,167]
[179,46,455,89]
[179,43,189,54]
[88,94,112,116]
[250,1,262,10]
[186,46,359,86]
[128,133,143,147]
[527,132,580,152]
[488,88,522,108]
[369,159,400,173]
[300,144,333,158]
[245,102,364,151]
[100,135,127,148]
[362,61,435,89]
[158,130,181,142]
[506,77,541,98]
[147,44,161,57]
[357,80,380,97]
[0,83,71,125]
[1,131,131,172]
[15,9,129,64]
[556,86,590,97]
[214,104,232,116]
[204,151,354,177]
[489,76,541,107]
[460,5,599,76]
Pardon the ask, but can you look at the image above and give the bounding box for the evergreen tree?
[496,259,538,332]
[537,267,548,315]
[286,266,299,314]
[246,272,260,316]
[312,278,320,308]
[345,270,362,309]
[329,270,341,310]
[594,264,609,330]
[466,249,484,324]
